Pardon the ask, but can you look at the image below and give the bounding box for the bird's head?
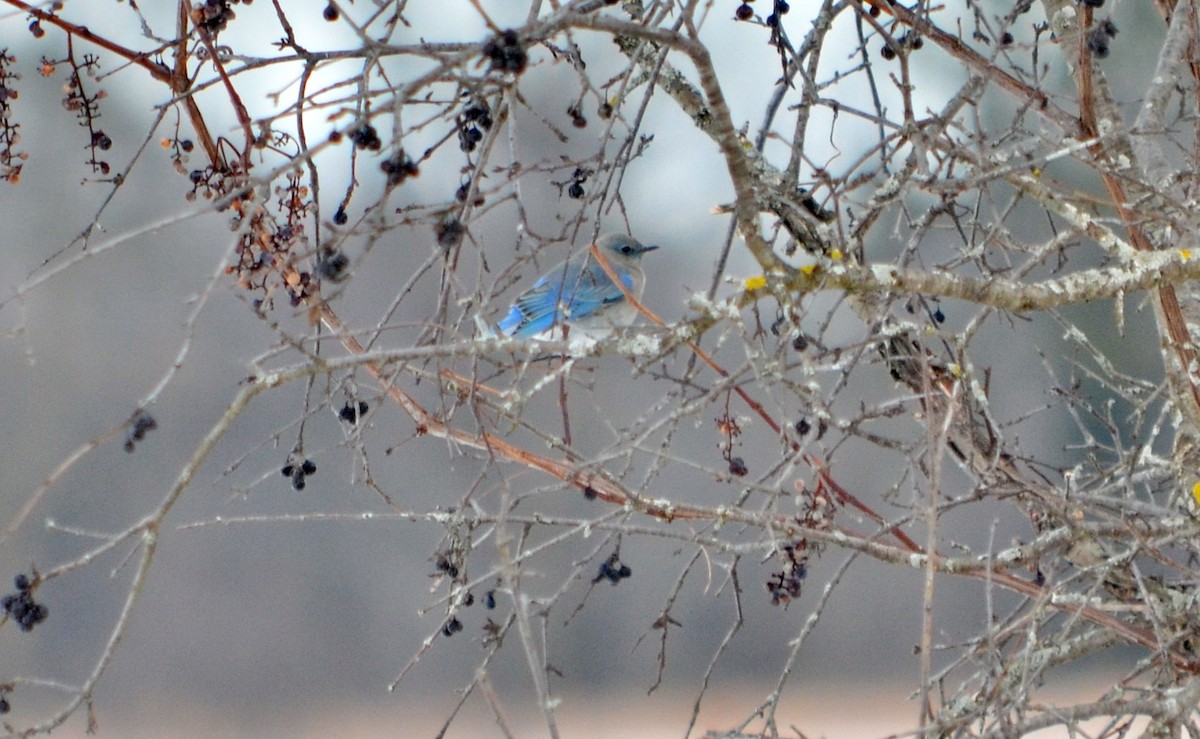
[598,233,659,264]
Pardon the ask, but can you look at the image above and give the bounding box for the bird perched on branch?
[497,233,659,340]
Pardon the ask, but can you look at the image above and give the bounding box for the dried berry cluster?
[227,173,318,306]
[280,457,316,490]
[458,100,492,152]
[191,0,243,36]
[0,50,25,184]
[124,411,158,453]
[766,478,836,605]
[715,412,749,478]
[482,29,527,75]
[433,549,482,637]
[3,574,48,632]
[43,52,112,175]
[1087,17,1118,59]
[380,149,419,187]
[338,400,369,424]
[592,553,633,585]
[566,167,590,200]
[346,122,382,151]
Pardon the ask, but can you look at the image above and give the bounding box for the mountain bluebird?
[497,233,659,340]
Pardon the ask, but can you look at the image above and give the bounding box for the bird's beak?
[640,244,660,253]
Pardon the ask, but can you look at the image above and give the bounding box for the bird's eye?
[620,245,633,254]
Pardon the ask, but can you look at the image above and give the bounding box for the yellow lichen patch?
[743,275,767,291]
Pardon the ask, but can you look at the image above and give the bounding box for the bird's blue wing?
[498,260,633,337]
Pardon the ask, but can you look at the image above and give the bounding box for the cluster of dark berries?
[593,554,632,585]
[482,29,527,75]
[3,574,47,632]
[1081,0,1104,7]
[881,32,923,60]
[1087,18,1118,58]
[766,0,790,27]
[192,0,239,34]
[441,617,463,636]
[435,218,464,248]
[380,149,418,186]
[317,247,349,281]
[458,101,492,152]
[124,411,158,452]
[434,551,474,637]
[338,400,369,424]
[734,1,790,24]
[281,457,316,490]
[567,167,589,199]
[435,553,460,579]
[716,413,748,477]
[567,104,587,129]
[794,416,828,440]
[348,123,382,151]
[766,547,807,605]
[769,313,812,352]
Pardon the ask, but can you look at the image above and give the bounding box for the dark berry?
[880,44,897,60]
[999,32,1014,45]
[1086,30,1109,57]
[792,334,808,351]
[442,617,463,636]
[568,182,585,199]
[933,307,945,323]
[729,457,748,476]
[333,206,348,225]
[301,460,316,475]
[485,590,496,609]
[735,3,754,20]
[0,697,9,714]
[796,418,811,435]
[14,574,29,591]
[323,3,338,21]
